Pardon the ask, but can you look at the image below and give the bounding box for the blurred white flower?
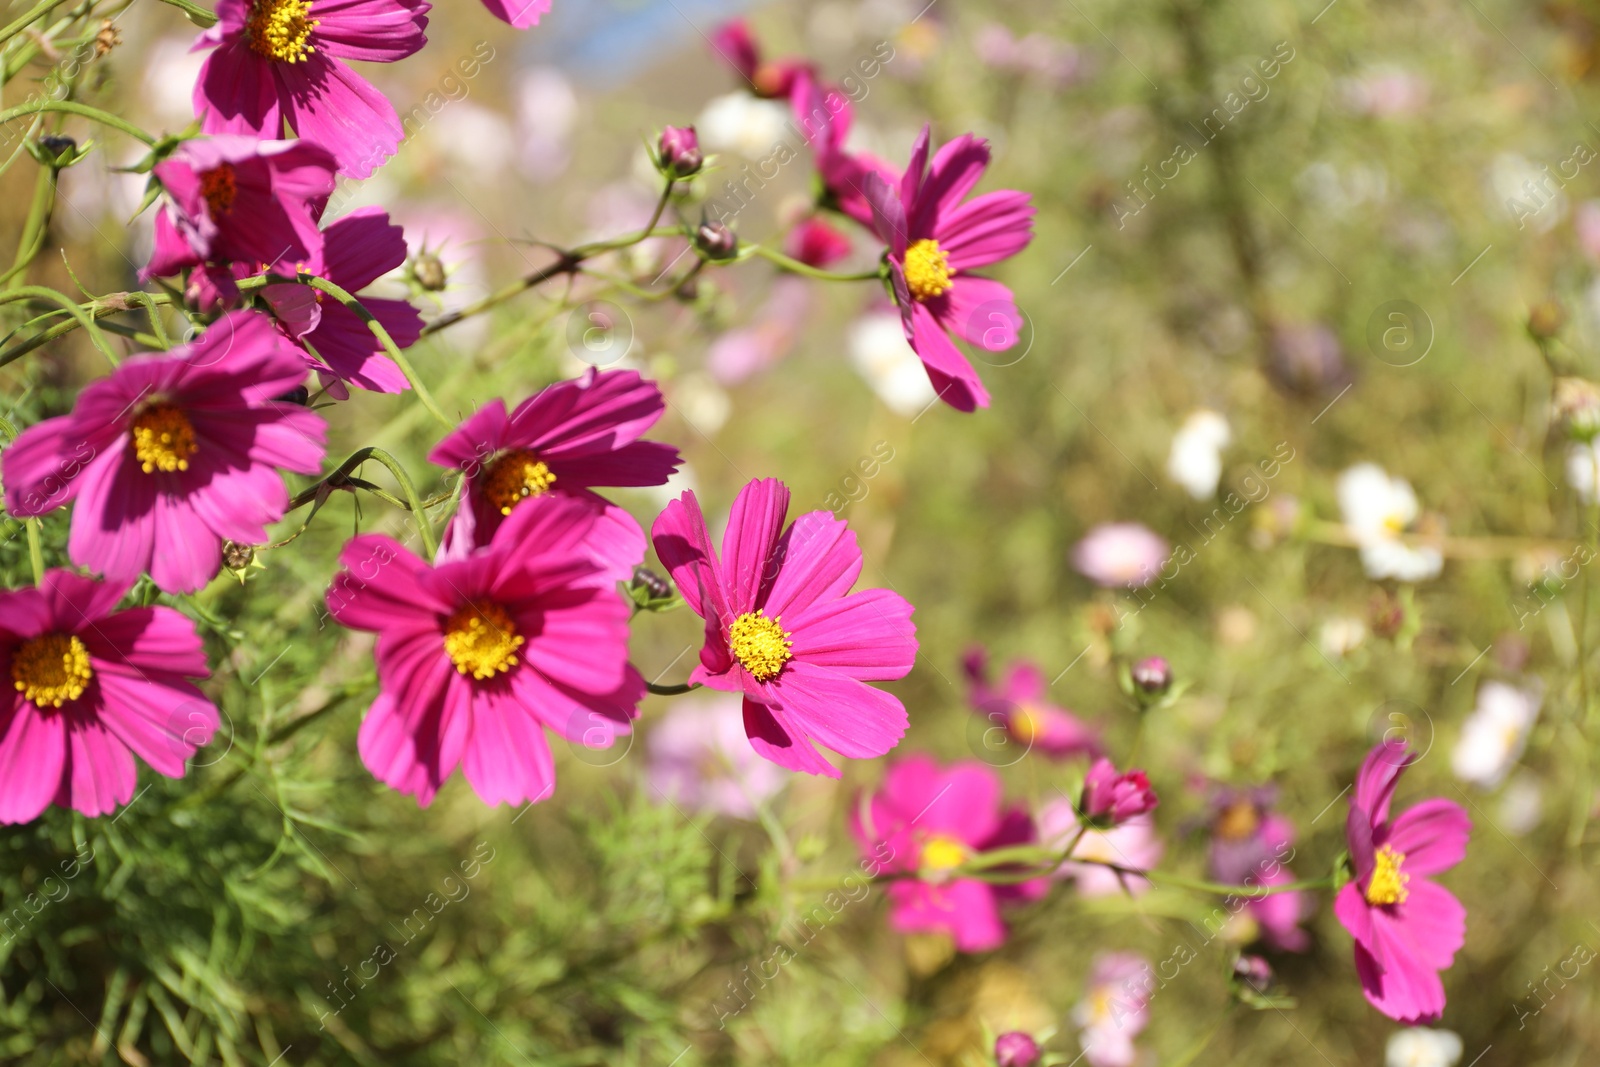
[1340,66,1428,118]
[1166,409,1231,498]
[1385,1027,1463,1067]
[139,37,207,128]
[1452,680,1541,789]
[1337,463,1442,581]
[848,310,937,417]
[1072,523,1169,588]
[1567,439,1600,503]
[695,92,792,160]
[515,66,577,183]
[1496,771,1544,834]
[1490,153,1564,234]
[671,372,731,437]
[1318,616,1367,659]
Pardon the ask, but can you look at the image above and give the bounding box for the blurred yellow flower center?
[443,602,525,680]
[482,450,556,516]
[1365,844,1410,906]
[920,834,969,875]
[12,633,92,709]
[904,238,953,301]
[200,164,237,216]
[1011,704,1042,742]
[1215,800,1260,841]
[1382,513,1407,534]
[131,404,198,474]
[728,610,791,681]
[248,0,318,62]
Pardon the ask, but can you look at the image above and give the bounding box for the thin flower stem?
[0,285,116,365]
[0,99,156,145]
[958,840,1333,896]
[1303,519,1576,560]
[25,520,44,585]
[0,0,72,46]
[739,243,884,282]
[644,681,699,696]
[1,165,57,288]
[285,446,439,559]
[148,0,217,25]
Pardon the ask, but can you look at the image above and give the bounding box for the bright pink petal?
[94,667,217,777]
[909,134,991,237]
[276,56,402,179]
[148,494,224,594]
[513,369,670,462]
[309,0,429,61]
[59,710,137,817]
[762,661,907,762]
[908,300,989,412]
[327,535,452,629]
[428,399,510,470]
[2,416,87,516]
[1362,904,1451,1023]
[1385,799,1470,876]
[935,276,1022,352]
[887,878,1007,952]
[1354,739,1414,826]
[478,0,548,29]
[938,189,1035,270]
[760,509,863,619]
[0,701,65,823]
[460,684,556,807]
[1391,879,1466,970]
[721,477,789,615]
[787,588,916,681]
[650,490,728,621]
[742,696,838,777]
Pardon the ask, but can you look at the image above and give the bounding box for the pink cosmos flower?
[709,18,813,98]
[645,694,787,819]
[191,0,430,179]
[143,136,337,288]
[3,310,326,594]
[325,493,644,808]
[793,76,901,230]
[851,755,1045,952]
[650,477,917,777]
[1071,522,1170,588]
[786,216,852,268]
[1039,797,1164,898]
[0,570,217,823]
[1207,786,1310,952]
[1335,739,1471,1024]
[962,647,1102,760]
[427,369,681,569]
[862,126,1035,411]
[480,0,548,29]
[1073,952,1154,1067]
[1082,758,1158,825]
[707,276,812,385]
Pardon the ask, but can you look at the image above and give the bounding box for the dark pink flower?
[0,570,216,823]
[1207,787,1310,952]
[850,755,1045,952]
[191,0,430,179]
[1081,758,1158,825]
[650,477,917,777]
[479,0,548,28]
[1334,739,1471,1023]
[325,494,643,808]
[3,310,326,593]
[709,18,813,98]
[994,1032,1042,1067]
[863,126,1035,411]
[143,136,337,287]
[792,76,900,230]
[786,216,852,269]
[962,647,1102,760]
[427,369,681,571]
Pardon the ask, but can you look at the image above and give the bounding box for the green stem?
[286,446,438,558]
[957,840,1333,896]
[739,242,884,282]
[25,519,44,584]
[299,275,451,428]
[149,0,217,25]
[0,0,71,46]
[0,100,156,145]
[1,164,57,289]
[0,285,116,364]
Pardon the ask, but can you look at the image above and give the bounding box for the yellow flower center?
[12,633,93,709]
[442,602,525,680]
[131,404,198,474]
[1215,800,1260,841]
[247,0,318,62]
[481,450,557,516]
[903,238,953,301]
[200,164,237,216]
[728,610,792,682]
[1011,704,1042,742]
[1365,844,1410,906]
[920,834,969,876]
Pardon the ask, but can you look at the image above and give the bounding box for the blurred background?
[2,0,1599,1062]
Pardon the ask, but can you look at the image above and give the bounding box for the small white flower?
[1496,771,1543,834]
[1385,1027,1463,1067]
[1166,410,1231,498]
[848,312,937,417]
[1337,463,1441,581]
[1452,680,1541,789]
[695,92,793,160]
[1566,440,1600,503]
[1319,616,1368,658]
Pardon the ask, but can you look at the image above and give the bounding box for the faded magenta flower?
[1081,758,1158,826]
[0,570,217,823]
[862,126,1035,411]
[480,0,548,28]
[3,310,326,593]
[325,494,644,808]
[962,647,1102,760]
[1207,786,1310,952]
[1334,739,1471,1024]
[850,754,1045,952]
[709,18,813,99]
[1039,797,1164,898]
[1073,952,1154,1067]
[191,0,430,178]
[650,477,917,777]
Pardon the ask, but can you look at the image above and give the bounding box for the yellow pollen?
[442,602,525,680]
[1011,704,1042,743]
[200,164,237,216]
[1365,844,1410,906]
[920,834,969,876]
[12,633,93,709]
[131,404,199,474]
[482,450,557,516]
[247,0,318,62]
[1382,513,1407,534]
[728,610,792,681]
[903,238,953,301]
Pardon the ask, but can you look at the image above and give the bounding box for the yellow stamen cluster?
[443,602,525,680]
[1365,844,1410,906]
[247,0,318,62]
[728,610,792,681]
[12,633,93,709]
[1214,800,1261,841]
[200,164,237,216]
[482,450,557,516]
[131,404,199,474]
[903,238,954,301]
[1010,704,1041,743]
[920,834,969,876]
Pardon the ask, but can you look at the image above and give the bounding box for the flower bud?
[1553,376,1600,442]
[1233,954,1273,992]
[1081,757,1158,826]
[1528,298,1567,340]
[29,134,84,169]
[410,251,448,292]
[994,1031,1042,1067]
[695,219,739,261]
[631,565,673,600]
[1130,655,1171,696]
[657,124,703,179]
[273,385,311,406]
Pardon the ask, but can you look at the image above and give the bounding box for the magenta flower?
[862,126,1035,411]
[645,694,787,819]
[786,216,853,268]
[650,477,917,777]
[994,1032,1042,1067]
[0,570,217,823]
[1040,797,1164,898]
[1334,739,1471,1023]
[479,0,548,28]
[3,311,326,593]
[850,755,1045,952]
[709,18,813,98]
[428,369,681,570]
[1081,758,1158,825]
[191,0,430,179]
[1207,788,1310,952]
[325,494,644,808]
[793,76,901,230]
[143,136,337,288]
[963,647,1102,760]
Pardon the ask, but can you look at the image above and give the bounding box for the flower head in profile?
[645,695,787,819]
[1206,785,1311,952]
[429,369,681,571]
[1039,796,1164,898]
[191,0,430,178]
[1072,522,1169,588]
[862,126,1035,411]
[480,0,548,29]
[1335,739,1471,1024]
[1072,951,1154,1067]
[651,477,917,777]
[3,310,326,593]
[1337,463,1442,582]
[325,495,644,808]
[1081,758,1158,826]
[962,647,1102,760]
[709,18,814,98]
[850,754,1044,952]
[1451,679,1541,789]
[0,570,216,823]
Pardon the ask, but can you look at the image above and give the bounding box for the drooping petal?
[938,189,1035,270]
[742,696,838,777]
[651,490,729,622]
[1354,739,1414,826]
[907,299,989,412]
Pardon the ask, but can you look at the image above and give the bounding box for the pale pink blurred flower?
[1341,67,1428,118]
[1072,523,1169,588]
[1577,201,1600,265]
[646,696,786,818]
[1039,798,1164,898]
[515,67,577,183]
[1073,951,1154,1067]
[708,277,812,385]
